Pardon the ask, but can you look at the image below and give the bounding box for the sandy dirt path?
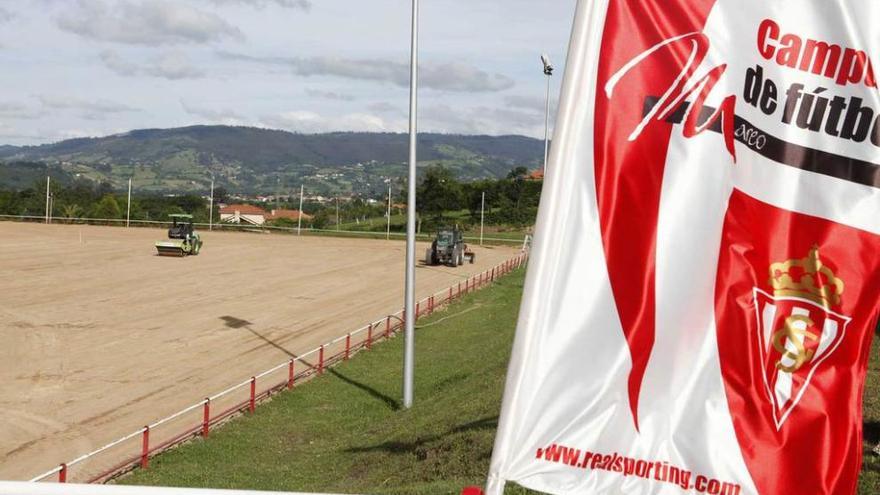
[0,222,518,481]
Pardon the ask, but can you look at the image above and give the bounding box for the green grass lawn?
[122,269,532,494]
[120,267,880,494]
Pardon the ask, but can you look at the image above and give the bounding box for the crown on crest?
[768,246,844,308]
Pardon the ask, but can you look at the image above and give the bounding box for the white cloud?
[421,104,544,136]
[101,49,205,79]
[261,110,404,134]
[305,89,355,101]
[181,101,246,125]
[57,0,244,45]
[367,102,402,114]
[99,50,139,76]
[504,95,553,113]
[219,51,515,92]
[0,102,46,120]
[37,94,139,120]
[0,7,14,23]
[151,51,205,79]
[209,0,312,10]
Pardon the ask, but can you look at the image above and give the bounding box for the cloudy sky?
[0,0,575,145]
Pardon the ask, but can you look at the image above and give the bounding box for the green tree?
[61,203,83,219]
[506,166,529,180]
[311,209,330,230]
[91,195,122,219]
[416,165,462,220]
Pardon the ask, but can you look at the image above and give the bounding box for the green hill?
[0,127,543,195]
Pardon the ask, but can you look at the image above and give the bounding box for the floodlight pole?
[480,191,485,246]
[209,177,214,231]
[335,197,340,231]
[402,0,419,410]
[386,186,392,240]
[45,176,50,224]
[542,57,554,171]
[297,184,304,235]
[126,178,132,228]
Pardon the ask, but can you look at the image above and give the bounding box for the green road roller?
[155,214,203,257]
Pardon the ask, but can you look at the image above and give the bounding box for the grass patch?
[861,328,880,495]
[120,268,879,494]
[122,269,531,494]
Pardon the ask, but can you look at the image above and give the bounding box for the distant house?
[266,209,313,222]
[220,204,268,225]
[528,168,545,181]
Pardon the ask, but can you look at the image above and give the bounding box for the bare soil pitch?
[0,222,517,481]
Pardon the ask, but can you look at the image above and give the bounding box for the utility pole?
[297,184,304,236]
[335,197,340,231]
[209,177,215,231]
[403,0,419,410]
[480,191,485,246]
[45,176,50,224]
[126,178,132,227]
[386,185,392,240]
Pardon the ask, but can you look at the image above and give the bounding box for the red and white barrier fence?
[28,253,529,484]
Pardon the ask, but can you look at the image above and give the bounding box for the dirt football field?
[0,222,518,481]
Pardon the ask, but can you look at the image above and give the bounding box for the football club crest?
[753,246,851,429]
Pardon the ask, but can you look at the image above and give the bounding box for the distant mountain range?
[0,126,544,196]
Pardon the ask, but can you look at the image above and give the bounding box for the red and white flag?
[487,1,880,494]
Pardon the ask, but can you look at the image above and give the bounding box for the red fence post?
[203,399,210,437]
[141,426,150,469]
[457,281,461,297]
[429,296,434,314]
[345,334,351,360]
[491,267,495,281]
[288,359,295,389]
[59,464,67,483]
[367,323,373,349]
[416,301,420,318]
[448,286,453,302]
[319,345,325,374]
[249,377,256,413]
[385,316,391,338]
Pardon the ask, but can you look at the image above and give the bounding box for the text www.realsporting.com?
[535,444,742,495]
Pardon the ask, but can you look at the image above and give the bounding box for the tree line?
[0,165,542,231]
[0,179,215,224]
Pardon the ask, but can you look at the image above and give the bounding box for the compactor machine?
[155,214,203,257]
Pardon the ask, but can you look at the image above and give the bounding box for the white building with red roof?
[219,204,269,225]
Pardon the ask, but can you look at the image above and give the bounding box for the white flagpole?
[480,191,485,246]
[297,184,304,236]
[126,178,132,228]
[386,185,392,240]
[209,177,214,231]
[403,0,419,409]
[45,176,50,224]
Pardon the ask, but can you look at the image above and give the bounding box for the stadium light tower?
[403,0,419,410]
[541,54,554,171]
